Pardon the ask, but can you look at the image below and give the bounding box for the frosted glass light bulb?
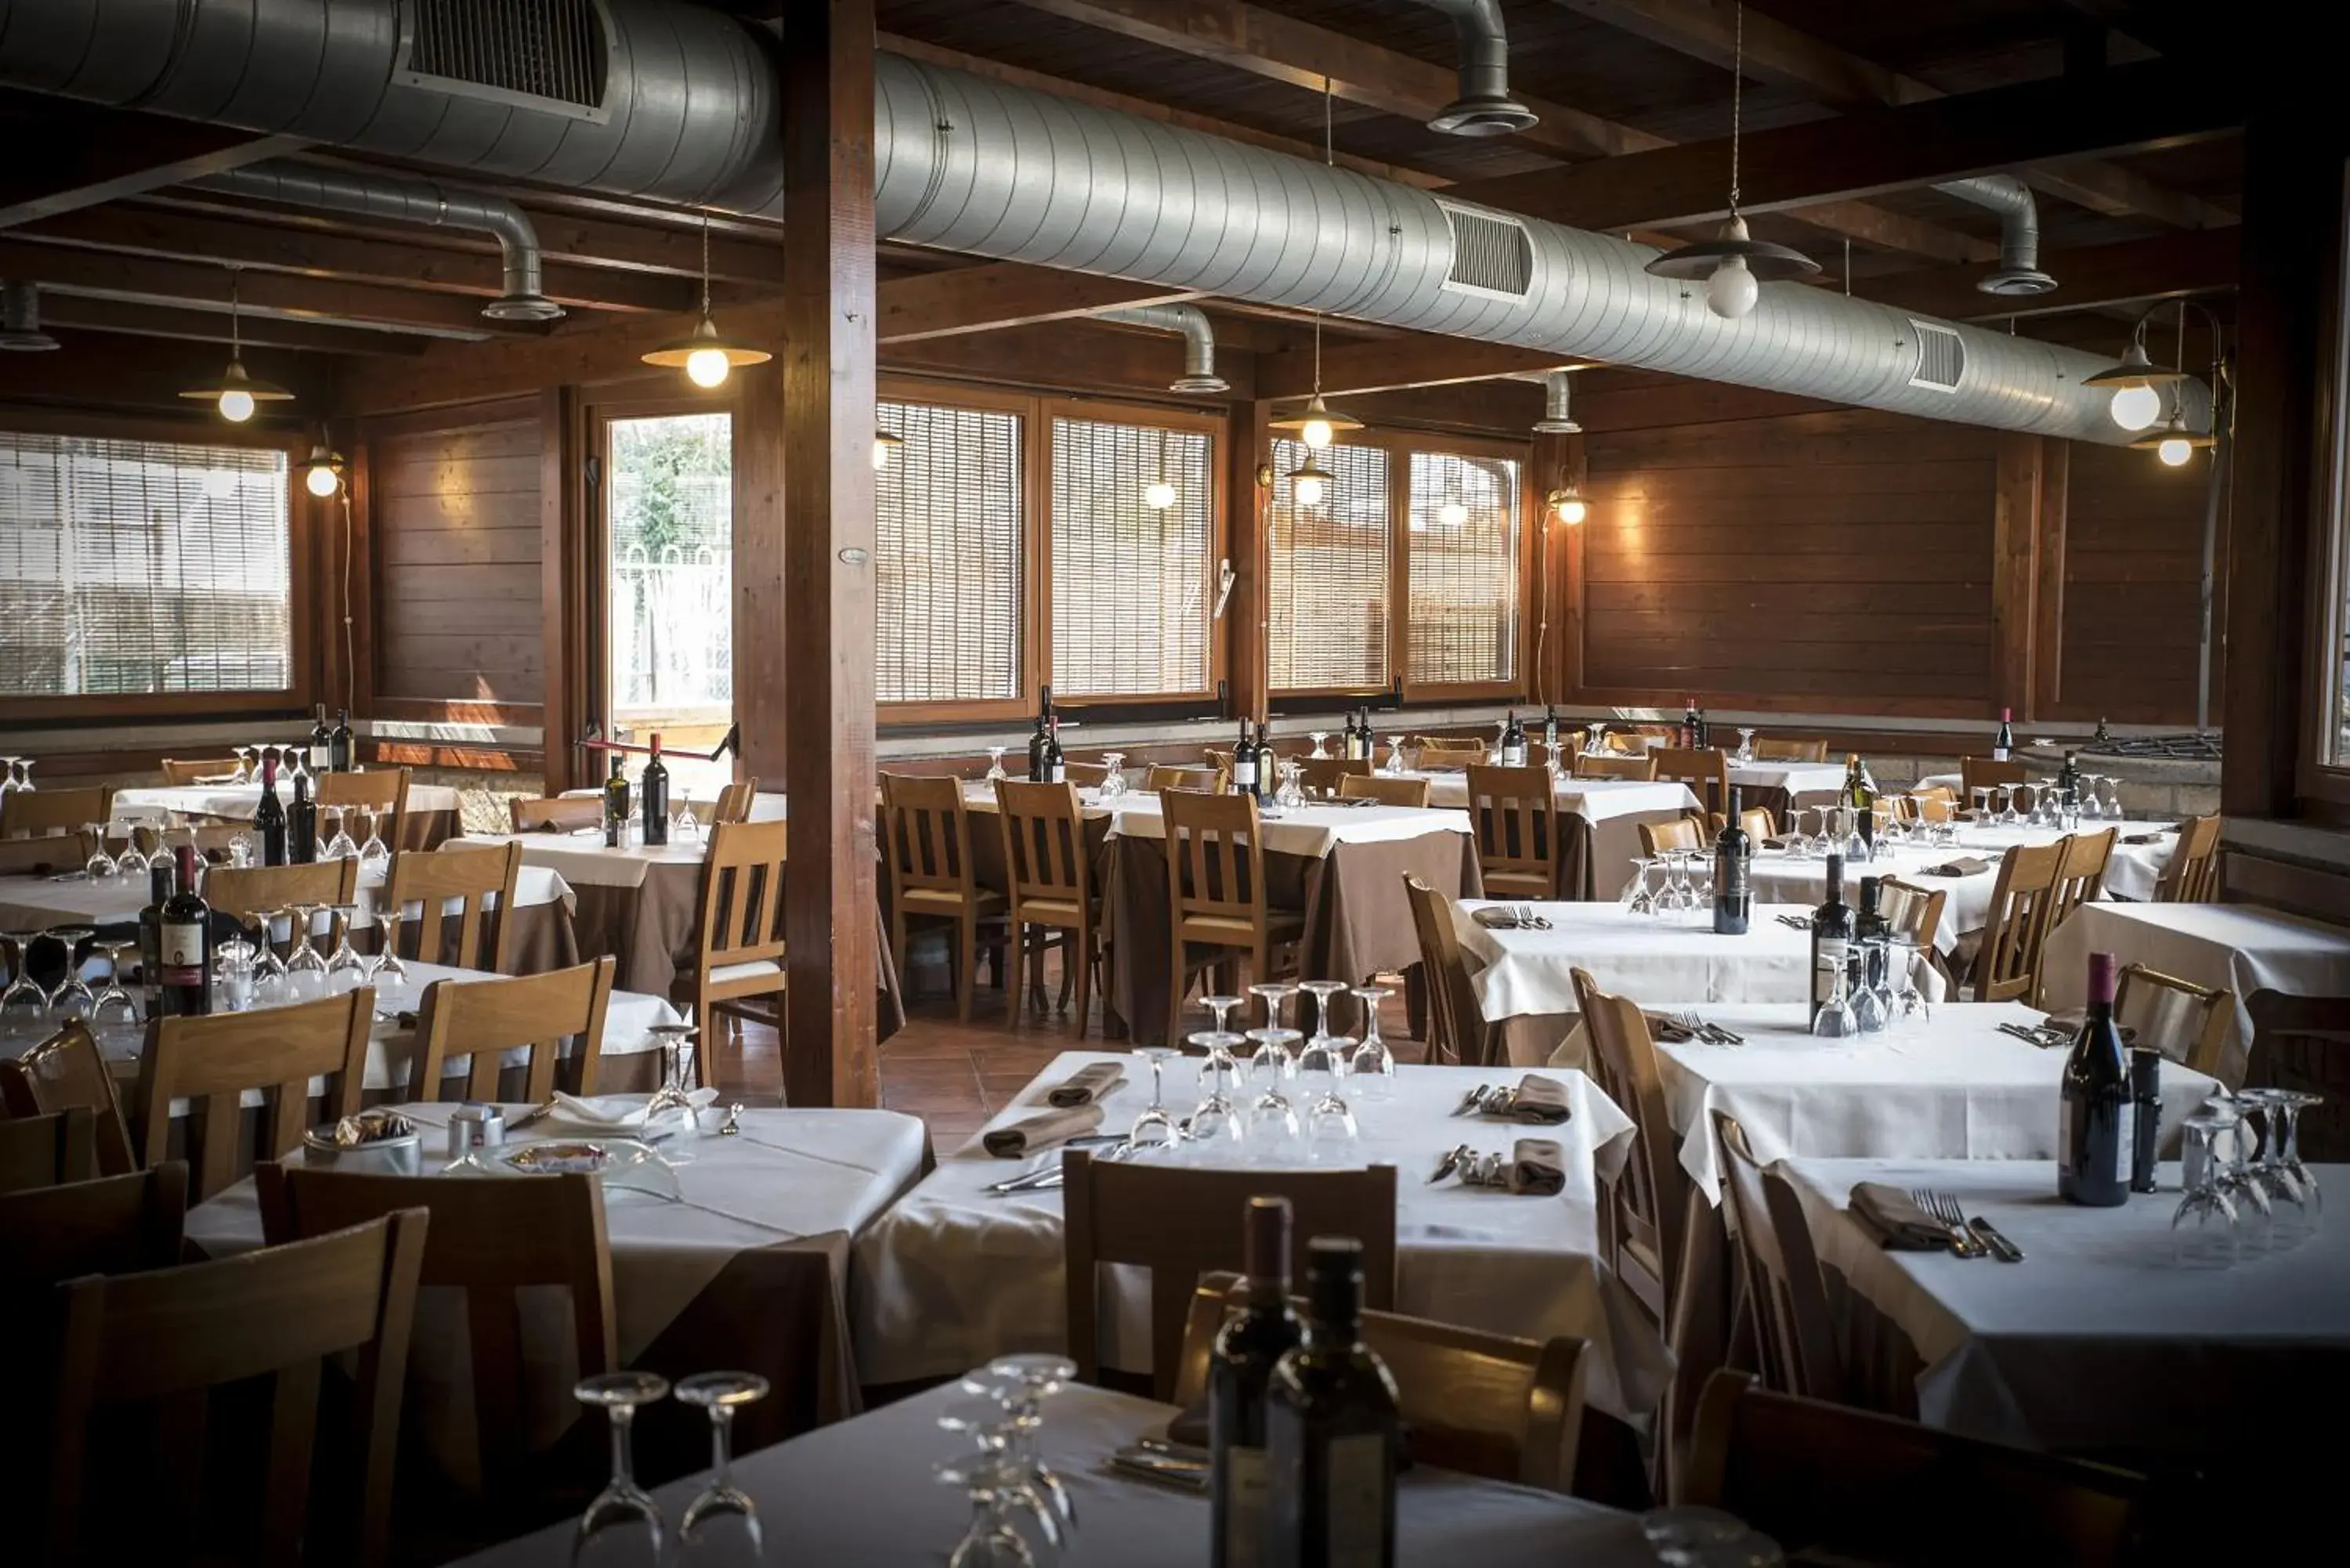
[1144,480,1177,508]
[685,346,732,388]
[1554,496,1587,526]
[1300,416,1335,450]
[306,462,339,497]
[2157,436,2193,468]
[1705,256,1759,320]
[2109,383,2162,432]
[1291,471,1326,508]
[218,388,256,422]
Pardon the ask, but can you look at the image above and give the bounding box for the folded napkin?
[1043,1062,1125,1108]
[1508,1138,1567,1196]
[550,1088,717,1133]
[1166,1402,1209,1449]
[1921,857,1992,878]
[1761,838,1791,851]
[1848,1183,1954,1251]
[2121,832,2167,845]
[1643,1013,1697,1044]
[1471,906,1527,929]
[982,1104,1104,1158]
[1485,1073,1571,1125]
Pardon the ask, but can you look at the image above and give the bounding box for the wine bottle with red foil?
[2059,951,2131,1207]
[157,845,212,1017]
[1993,706,2015,762]
[1265,1237,1400,1568]
[1211,1197,1303,1568]
[640,733,671,847]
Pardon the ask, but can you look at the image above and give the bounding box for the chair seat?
[902,887,1008,916]
[1014,896,1091,925]
[1177,908,1307,946]
[708,959,783,987]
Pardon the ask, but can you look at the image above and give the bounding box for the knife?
[1968,1216,2024,1263]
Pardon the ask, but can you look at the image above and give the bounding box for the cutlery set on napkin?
[1426,1138,1567,1195]
[1470,905,1553,930]
[1919,856,1993,878]
[1449,1074,1572,1123]
[1647,1011,1744,1046]
[1849,1182,2022,1261]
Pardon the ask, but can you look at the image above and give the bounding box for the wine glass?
[89,940,141,1042]
[1273,757,1306,811]
[673,1371,769,1563]
[1243,1027,1300,1092]
[1384,735,1407,775]
[0,756,17,794]
[1995,782,2021,826]
[2172,1104,2241,1268]
[672,792,703,845]
[324,806,360,861]
[0,932,49,1036]
[1734,728,1757,764]
[81,823,117,882]
[1621,857,1659,916]
[985,746,1009,783]
[357,808,391,869]
[1810,956,1857,1039]
[1851,937,1891,1033]
[2236,1088,2313,1244]
[324,905,368,995]
[368,905,410,993]
[1097,753,1127,802]
[1244,1076,1303,1165]
[246,912,290,1002]
[1887,937,1930,1033]
[982,1353,1080,1533]
[1303,1066,1359,1165]
[1347,986,1395,1102]
[284,904,330,998]
[212,936,257,1013]
[572,1371,670,1565]
[115,823,150,880]
[12,757,33,793]
[1126,1042,1181,1150]
[2267,1089,2324,1219]
[1308,730,1330,759]
[1584,721,1607,756]
[42,928,96,1021]
[1248,981,1298,1034]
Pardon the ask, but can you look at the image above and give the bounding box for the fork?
[1913,1188,1985,1257]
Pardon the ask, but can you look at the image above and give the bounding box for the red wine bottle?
[1810,853,1853,1026]
[640,733,671,847]
[1713,786,1751,936]
[287,771,318,865]
[252,755,287,866]
[1993,706,2014,762]
[157,845,212,1017]
[2059,952,2131,1207]
[1233,721,1260,796]
[1265,1237,1400,1568]
[1211,1198,1303,1568]
[331,706,354,772]
[308,703,334,775]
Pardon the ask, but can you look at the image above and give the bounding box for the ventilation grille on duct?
[396,0,610,122]
[1439,204,1534,300]
[1907,320,1965,393]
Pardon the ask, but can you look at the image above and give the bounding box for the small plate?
[504,1140,613,1175]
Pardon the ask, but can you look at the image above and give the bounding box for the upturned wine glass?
[981,1355,1080,1535]
[357,809,391,868]
[324,905,369,995]
[572,1371,671,1566]
[0,932,47,1036]
[1810,956,1857,1039]
[1127,1041,1180,1150]
[81,823,116,881]
[1347,986,1395,1102]
[1097,753,1128,802]
[1248,981,1298,1034]
[1621,857,1660,916]
[115,823,150,879]
[673,1371,769,1563]
[323,806,360,861]
[284,904,331,998]
[246,912,290,1001]
[89,940,141,1039]
[1243,1026,1300,1091]
[985,746,1009,783]
[1384,735,1407,775]
[368,905,410,993]
[1308,730,1330,759]
[42,928,96,1020]
[2172,1105,2241,1268]
[1734,728,1757,764]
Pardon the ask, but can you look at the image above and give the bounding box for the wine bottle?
[602,753,630,848]
[1233,721,1260,796]
[138,858,174,1018]
[309,704,334,775]
[1341,710,1361,763]
[2058,750,2084,821]
[157,845,212,1017]
[287,772,318,865]
[640,733,671,847]
[1693,704,1709,752]
[252,755,287,867]
[331,706,354,773]
[1499,709,1527,768]
[1683,697,1699,750]
[1211,1197,1303,1568]
[1542,705,1560,764]
[1043,712,1067,785]
[1855,875,1884,998]
[1358,707,1376,765]
[1029,686,1054,782]
[1713,785,1752,936]
[1993,706,2014,762]
[1265,1237,1401,1568]
[2059,952,2131,1207]
[1810,853,1853,1028]
[2129,1046,2162,1195]
[2094,715,2113,746]
[1843,753,1875,857]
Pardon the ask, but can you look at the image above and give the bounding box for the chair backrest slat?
[316,768,410,856]
[1,784,114,841]
[1751,738,1828,763]
[712,777,760,826]
[696,820,791,977]
[201,860,364,954]
[1874,876,1948,956]
[509,795,603,834]
[135,990,374,1200]
[1960,756,2028,800]
[387,840,523,972]
[1972,840,2068,1003]
[1163,788,1264,923]
[880,773,977,898]
[995,780,1091,908]
[1573,752,1658,782]
[408,956,617,1103]
[1148,764,1225,795]
[1651,747,1730,815]
[2157,814,2223,903]
[1337,773,1432,807]
[1465,764,1557,897]
[2049,826,2117,927]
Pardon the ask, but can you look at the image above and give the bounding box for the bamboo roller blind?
[1050,417,1213,698]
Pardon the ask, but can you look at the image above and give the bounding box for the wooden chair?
[1960,756,2028,803]
[133,989,374,1201]
[880,772,1007,1022]
[1415,735,1489,769]
[508,795,602,833]
[0,1163,188,1292]
[1161,789,1305,1046]
[2114,964,2233,1083]
[1202,746,1237,779]
[678,819,790,1087]
[2156,813,2223,903]
[1572,751,1658,782]
[0,1020,137,1175]
[1173,1272,1585,1492]
[43,1208,428,1568]
[159,757,241,786]
[1685,1370,2149,1568]
[2049,826,2117,928]
[1338,771,1432,807]
[386,840,524,972]
[994,780,1104,1038]
[2243,990,2350,1158]
[1875,876,1949,962]
[1060,1147,1397,1398]
[1402,873,1497,1068]
[1636,815,1709,857]
[1570,969,1690,1330]
[712,777,759,825]
[407,956,617,1103]
[258,1164,616,1508]
[1707,806,1776,841]
[317,766,410,855]
[1,783,113,840]
[1061,761,1114,788]
[1904,789,1958,823]
[1652,746,1730,815]
[0,833,88,874]
[1294,756,1370,798]
[0,1106,99,1194]
[1752,738,1828,763]
[1464,764,1560,901]
[1148,764,1225,794]
[1710,1113,1841,1401]
[201,859,364,953]
[1972,840,2069,1003]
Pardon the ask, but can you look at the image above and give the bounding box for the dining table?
[850,1049,1669,1422]
[1411,771,1704,901]
[1725,759,1848,826]
[187,1094,931,1488]
[113,778,464,851]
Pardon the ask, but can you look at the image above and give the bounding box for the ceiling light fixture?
[179,269,292,422]
[1271,77,1365,454]
[642,211,771,388]
[1643,3,1818,320]
[2124,302,2224,465]
[1289,452,1335,508]
[2084,334,2182,432]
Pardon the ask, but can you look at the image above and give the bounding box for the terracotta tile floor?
[707,944,1430,1148]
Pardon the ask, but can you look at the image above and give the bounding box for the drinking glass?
[324,806,360,861]
[1097,753,1127,802]
[2099,775,2124,818]
[673,1371,769,1563]
[2214,1093,2275,1247]
[1584,721,1607,756]
[1127,1042,1181,1149]
[1303,1071,1359,1165]
[1191,1028,1244,1099]
[2268,1089,2324,1218]
[2236,1088,2313,1243]
[1621,857,1659,916]
[1308,730,1329,759]
[1272,757,1305,811]
[247,912,290,1001]
[13,757,33,793]
[1852,936,1891,1034]
[324,904,368,995]
[936,1455,1047,1568]
[42,928,96,1020]
[571,1371,670,1566]
[1347,986,1395,1102]
[1244,1027,1301,1090]
[1248,981,1298,1033]
[81,823,117,881]
[1385,736,1407,775]
[1186,1031,1246,1154]
[0,755,17,793]
[89,940,141,1038]
[983,1354,1080,1535]
[1995,782,2021,826]
[1244,1079,1302,1165]
[644,1022,702,1115]
[1200,993,1245,1035]
[1887,937,1929,1033]
[115,823,150,879]
[2172,1106,2240,1268]
[1969,787,1994,829]
[1734,728,1757,764]
[1810,956,1856,1039]
[358,809,390,869]
[367,905,409,992]
[672,793,703,844]
[0,932,48,1035]
[284,904,330,998]
[212,936,257,1013]
[985,746,1009,783]
[1298,979,1347,1050]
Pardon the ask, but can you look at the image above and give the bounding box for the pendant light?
[302,435,347,497]
[1273,76,1365,470]
[642,212,770,388]
[1288,452,1335,509]
[2087,306,2192,432]
[1546,485,1588,526]
[1144,428,1177,508]
[180,269,292,422]
[2124,303,2219,464]
[1643,4,1818,319]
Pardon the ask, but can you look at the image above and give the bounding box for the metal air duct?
[191,161,565,321]
[0,0,2203,443]
[1532,369,1580,433]
[1932,175,2058,296]
[1,281,60,351]
[1094,304,1229,393]
[1408,0,1541,137]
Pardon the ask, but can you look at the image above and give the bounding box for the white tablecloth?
[448,1382,1647,1568]
[1650,1003,2219,1203]
[1453,899,1816,1022]
[1419,773,1703,826]
[0,862,574,938]
[1728,761,1846,797]
[454,831,710,891]
[1101,793,1473,860]
[559,784,787,821]
[2041,901,2350,1086]
[1780,1157,2350,1454]
[851,1050,1668,1420]
[113,780,461,822]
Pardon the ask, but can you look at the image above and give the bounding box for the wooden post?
[1530,429,1581,705]
[2031,440,2070,719]
[537,388,578,793]
[733,370,789,787]
[1227,399,1271,723]
[778,0,879,1110]
[1553,432,1589,703]
[1991,433,2042,720]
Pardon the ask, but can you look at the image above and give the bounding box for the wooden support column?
[778,0,880,1110]
[1227,399,1271,723]
[2032,441,2070,720]
[1530,430,1582,706]
[734,369,790,787]
[538,388,579,793]
[1991,433,2043,721]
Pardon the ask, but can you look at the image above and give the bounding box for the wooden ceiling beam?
[877,261,1201,342]
[1440,60,2240,233]
[1856,227,2239,323]
[29,294,429,356]
[0,106,307,229]
[1256,335,1589,399]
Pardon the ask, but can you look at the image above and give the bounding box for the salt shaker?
[446,1102,508,1162]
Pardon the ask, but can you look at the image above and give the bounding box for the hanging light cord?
[1311,74,1334,393]
[1727,3,1744,214]
[228,268,243,361]
[342,488,356,712]
[699,211,713,318]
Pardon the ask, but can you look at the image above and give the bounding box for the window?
[1407,449,1521,688]
[606,413,732,724]
[1050,417,1214,697]
[876,399,1025,706]
[0,431,291,697]
[1267,437,1392,692]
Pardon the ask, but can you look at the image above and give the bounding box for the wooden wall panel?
[1575,407,1999,711]
[2055,439,2226,725]
[370,413,547,707]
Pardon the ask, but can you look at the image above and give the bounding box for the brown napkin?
[1484,1073,1571,1125]
[1761,838,1791,851]
[1643,1013,1697,1044]
[1922,857,1992,877]
[982,1104,1104,1158]
[1471,906,1525,929]
[1166,1402,1209,1449]
[1849,1183,1954,1251]
[1044,1062,1125,1107]
[2122,832,2167,846]
[1508,1138,1567,1196]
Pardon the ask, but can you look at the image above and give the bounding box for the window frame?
[0,406,314,724]
[2299,156,2350,812]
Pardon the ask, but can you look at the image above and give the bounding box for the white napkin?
[548,1088,718,1133]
